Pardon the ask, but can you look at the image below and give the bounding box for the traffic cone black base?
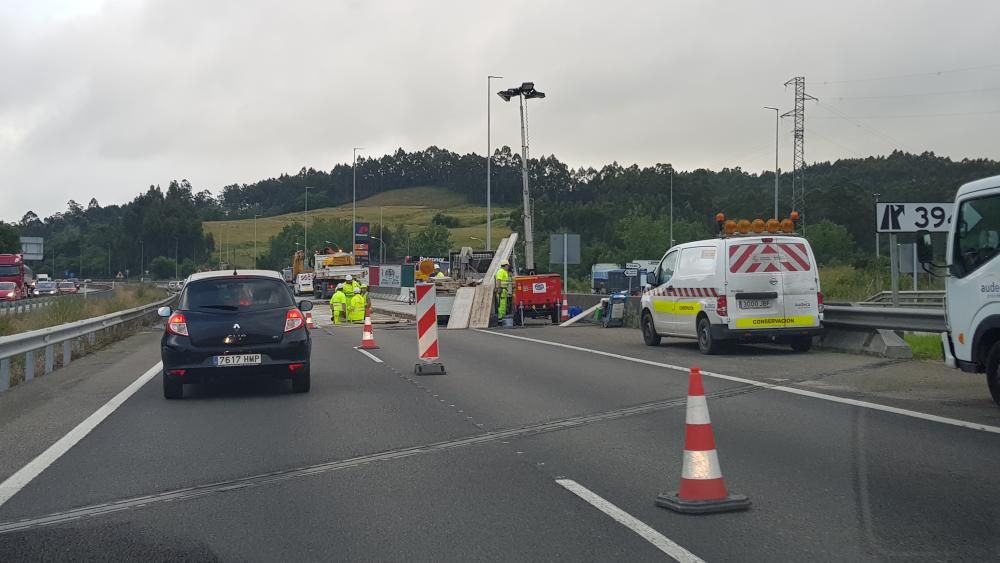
[655,492,751,514]
[414,362,446,376]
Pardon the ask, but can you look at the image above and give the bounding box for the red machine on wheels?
[512,273,562,325]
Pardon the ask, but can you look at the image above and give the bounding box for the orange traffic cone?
[360,316,379,349]
[655,367,751,514]
[560,298,569,322]
[305,311,316,330]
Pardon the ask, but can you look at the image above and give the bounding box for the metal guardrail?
[861,290,945,307]
[0,283,116,317]
[823,305,946,333]
[0,293,176,392]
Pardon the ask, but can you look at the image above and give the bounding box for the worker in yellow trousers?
[349,287,366,323]
[329,283,347,324]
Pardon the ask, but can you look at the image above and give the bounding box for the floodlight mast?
[497,82,545,273]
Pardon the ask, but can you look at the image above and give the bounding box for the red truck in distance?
[0,254,27,301]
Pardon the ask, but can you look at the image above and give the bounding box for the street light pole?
[669,167,674,247]
[353,147,364,256]
[174,237,179,279]
[764,107,780,218]
[304,186,313,268]
[253,214,261,269]
[487,74,503,252]
[379,206,384,265]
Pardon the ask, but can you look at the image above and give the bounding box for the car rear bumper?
[712,324,824,341]
[161,339,310,383]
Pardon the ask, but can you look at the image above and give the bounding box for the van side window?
[676,247,716,277]
[658,251,678,284]
[954,194,1000,278]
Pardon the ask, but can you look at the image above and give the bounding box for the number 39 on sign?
[876,203,953,233]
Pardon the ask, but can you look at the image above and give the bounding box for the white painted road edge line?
[555,479,705,563]
[0,362,163,509]
[475,330,1000,435]
[355,347,383,363]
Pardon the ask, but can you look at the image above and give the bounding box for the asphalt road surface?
[1,308,998,562]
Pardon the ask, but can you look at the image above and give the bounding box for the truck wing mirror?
[915,230,933,264]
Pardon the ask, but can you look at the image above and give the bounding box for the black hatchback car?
[158,270,313,399]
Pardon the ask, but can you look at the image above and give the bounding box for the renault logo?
[233,323,241,331]
[769,278,778,286]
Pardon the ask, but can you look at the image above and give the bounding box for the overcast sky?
[2,0,999,221]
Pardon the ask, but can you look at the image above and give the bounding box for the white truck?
[917,174,1000,405]
[312,253,368,300]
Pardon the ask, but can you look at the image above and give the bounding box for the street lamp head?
[497,89,516,102]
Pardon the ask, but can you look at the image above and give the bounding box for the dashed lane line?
[474,329,1000,435]
[0,386,755,534]
[355,347,383,363]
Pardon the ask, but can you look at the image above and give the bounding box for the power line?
[812,100,904,148]
[814,63,1000,85]
[812,109,1000,119]
[829,86,1000,100]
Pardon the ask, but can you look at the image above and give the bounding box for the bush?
[431,213,461,228]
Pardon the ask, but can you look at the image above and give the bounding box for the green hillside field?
[203,186,515,263]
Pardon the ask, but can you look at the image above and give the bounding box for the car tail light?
[288,363,306,372]
[167,369,186,376]
[817,292,824,313]
[716,295,728,317]
[166,313,188,336]
[284,309,305,332]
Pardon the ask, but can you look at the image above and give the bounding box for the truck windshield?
[0,265,20,276]
[954,193,1000,277]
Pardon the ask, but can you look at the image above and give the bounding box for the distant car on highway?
[34,281,58,296]
[58,281,79,294]
[0,281,20,301]
[157,269,313,399]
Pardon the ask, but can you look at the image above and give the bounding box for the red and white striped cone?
[360,316,379,349]
[414,283,445,375]
[560,298,569,322]
[655,367,751,514]
[305,311,316,330]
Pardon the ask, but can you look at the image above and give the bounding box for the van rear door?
[775,239,821,328]
[726,239,786,331]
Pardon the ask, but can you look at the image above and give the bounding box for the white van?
[640,233,824,354]
[293,273,314,296]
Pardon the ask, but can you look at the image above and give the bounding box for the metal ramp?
[468,233,518,329]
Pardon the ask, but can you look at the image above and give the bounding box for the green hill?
[203,186,515,262]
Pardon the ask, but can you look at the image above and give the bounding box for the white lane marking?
[0,362,162,508]
[475,330,1000,435]
[354,347,383,363]
[555,479,705,563]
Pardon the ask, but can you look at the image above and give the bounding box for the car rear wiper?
[198,304,239,310]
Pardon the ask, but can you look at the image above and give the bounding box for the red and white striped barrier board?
[414,283,445,375]
[728,242,812,274]
[655,367,750,514]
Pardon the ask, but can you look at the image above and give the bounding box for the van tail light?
[166,313,188,336]
[717,295,728,317]
[284,309,305,332]
[817,292,824,313]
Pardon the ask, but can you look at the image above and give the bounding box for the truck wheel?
[790,336,813,352]
[985,342,1000,406]
[641,310,661,346]
[697,316,722,355]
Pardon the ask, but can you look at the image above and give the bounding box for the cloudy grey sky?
[2,0,999,221]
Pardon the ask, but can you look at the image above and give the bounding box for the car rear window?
[729,241,813,273]
[181,278,294,312]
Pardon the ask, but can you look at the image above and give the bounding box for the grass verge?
[0,285,168,337]
[904,333,943,360]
